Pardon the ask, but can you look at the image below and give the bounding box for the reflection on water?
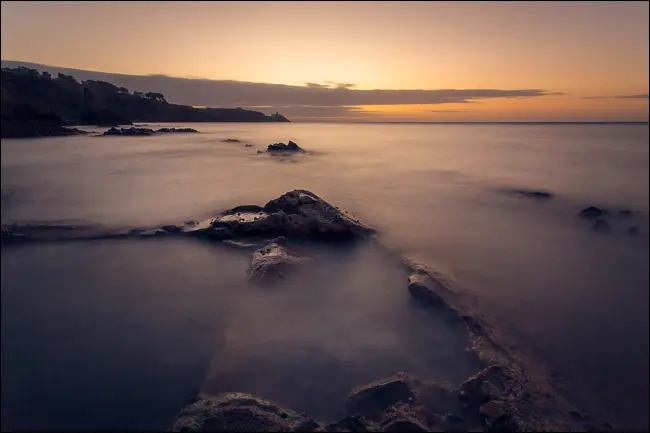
[1,122,649,429]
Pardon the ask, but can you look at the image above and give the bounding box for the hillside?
[1,66,289,138]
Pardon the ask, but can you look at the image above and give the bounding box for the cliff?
[1,66,289,137]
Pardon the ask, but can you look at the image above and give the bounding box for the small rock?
[407,274,445,308]
[579,206,605,219]
[222,138,242,143]
[618,210,634,218]
[592,219,612,233]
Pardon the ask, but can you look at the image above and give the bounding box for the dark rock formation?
[346,377,416,420]
[267,140,305,153]
[200,190,375,241]
[592,219,612,233]
[1,98,89,138]
[0,66,290,137]
[102,127,155,136]
[407,274,446,308]
[222,138,243,143]
[579,206,606,219]
[247,238,312,283]
[156,127,199,133]
[169,393,317,432]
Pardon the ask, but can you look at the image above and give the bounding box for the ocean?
[1,122,648,430]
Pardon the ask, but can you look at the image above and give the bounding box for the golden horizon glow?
[1,1,648,121]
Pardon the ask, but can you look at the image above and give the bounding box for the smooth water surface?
[2,122,648,429]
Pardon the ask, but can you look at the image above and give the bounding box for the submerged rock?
[169,393,315,432]
[579,206,606,219]
[267,140,305,153]
[592,219,612,233]
[247,239,312,283]
[222,138,243,143]
[617,209,634,218]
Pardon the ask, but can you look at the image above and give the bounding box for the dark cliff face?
[1,67,290,137]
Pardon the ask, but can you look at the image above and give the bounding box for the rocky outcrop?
[169,393,319,432]
[267,141,305,153]
[156,127,199,133]
[247,237,312,283]
[222,138,243,143]
[511,189,553,199]
[103,126,156,136]
[346,377,416,421]
[199,190,375,241]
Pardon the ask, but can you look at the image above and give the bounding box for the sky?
[1,1,648,122]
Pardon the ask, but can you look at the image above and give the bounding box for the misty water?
[1,123,648,430]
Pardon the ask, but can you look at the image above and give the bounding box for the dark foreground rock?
[267,140,305,153]
[247,237,312,283]
[198,190,375,241]
[169,393,318,432]
[157,127,199,133]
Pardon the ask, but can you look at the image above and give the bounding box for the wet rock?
[407,274,446,308]
[162,225,183,233]
[592,219,612,233]
[245,143,253,147]
[346,377,416,420]
[267,141,305,153]
[103,126,122,136]
[156,127,199,133]
[247,240,311,283]
[206,190,374,240]
[169,393,312,432]
[579,206,606,219]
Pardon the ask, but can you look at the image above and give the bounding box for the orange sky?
[1,1,648,122]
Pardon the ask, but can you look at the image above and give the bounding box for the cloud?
[1,60,557,110]
[429,109,470,113]
[325,81,356,89]
[583,93,649,100]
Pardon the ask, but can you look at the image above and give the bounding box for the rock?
[257,150,264,154]
[244,143,253,147]
[156,127,199,133]
[267,141,305,153]
[103,126,123,136]
[247,241,311,283]
[512,189,553,199]
[383,419,430,432]
[407,274,446,308]
[169,393,312,432]
[206,190,375,240]
[579,206,606,219]
[592,219,612,233]
[102,127,155,136]
[457,365,506,411]
[479,401,504,420]
[222,138,243,143]
[346,377,416,420]
[323,415,380,432]
[161,225,183,233]
[618,209,634,218]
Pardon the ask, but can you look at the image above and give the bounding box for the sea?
[1,122,648,430]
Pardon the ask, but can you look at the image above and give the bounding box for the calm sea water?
[1,122,648,430]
